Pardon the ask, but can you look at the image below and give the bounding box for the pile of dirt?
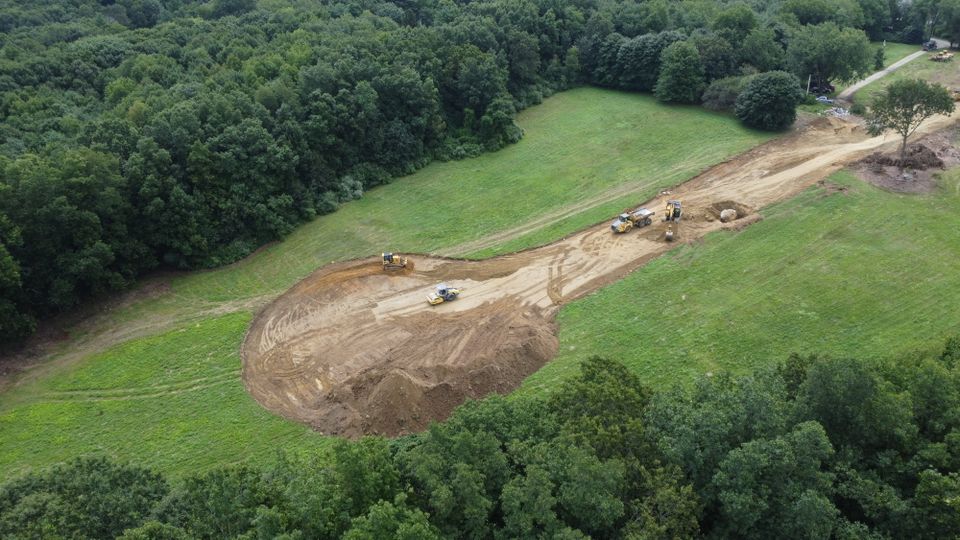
[705,201,752,222]
[242,259,559,438]
[855,130,960,193]
[862,144,945,170]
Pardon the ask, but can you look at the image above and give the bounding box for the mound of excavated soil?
[243,258,560,437]
[855,130,960,193]
[862,144,945,170]
[241,115,958,438]
[705,200,752,222]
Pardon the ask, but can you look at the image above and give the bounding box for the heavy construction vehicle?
[663,200,682,222]
[382,252,408,270]
[427,283,462,305]
[931,50,954,62]
[610,208,656,233]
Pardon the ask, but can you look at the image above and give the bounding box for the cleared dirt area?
[243,115,957,437]
[855,128,960,193]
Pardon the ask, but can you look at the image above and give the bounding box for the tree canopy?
[5,337,960,538]
[868,79,955,165]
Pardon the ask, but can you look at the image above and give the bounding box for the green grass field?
[522,169,960,393]
[0,313,329,478]
[0,88,773,480]
[854,48,958,104]
[877,42,920,68]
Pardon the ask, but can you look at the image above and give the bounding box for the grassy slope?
[0,313,328,477]
[172,88,769,303]
[878,42,920,68]
[854,49,959,104]
[522,169,960,394]
[0,88,771,480]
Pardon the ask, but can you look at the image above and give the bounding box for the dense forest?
[3,339,960,538]
[1,0,958,342]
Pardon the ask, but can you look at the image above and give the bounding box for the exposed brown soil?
[854,129,960,193]
[242,114,959,437]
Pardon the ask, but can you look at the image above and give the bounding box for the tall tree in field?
[868,79,955,167]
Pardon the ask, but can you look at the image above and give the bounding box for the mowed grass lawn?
[854,48,959,104]
[0,313,328,478]
[878,42,920,68]
[523,169,960,393]
[0,88,773,479]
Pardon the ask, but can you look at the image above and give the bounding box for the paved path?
[837,50,924,101]
[838,39,951,102]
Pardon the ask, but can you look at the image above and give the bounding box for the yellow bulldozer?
[931,50,954,62]
[382,252,408,270]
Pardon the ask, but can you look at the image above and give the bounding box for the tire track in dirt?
[37,371,238,402]
[242,115,957,437]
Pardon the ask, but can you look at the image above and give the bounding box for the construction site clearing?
[241,114,957,438]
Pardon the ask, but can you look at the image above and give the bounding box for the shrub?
[702,75,754,111]
[735,71,804,130]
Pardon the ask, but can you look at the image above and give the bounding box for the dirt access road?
[242,114,957,438]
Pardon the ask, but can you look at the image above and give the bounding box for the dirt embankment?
[242,115,958,438]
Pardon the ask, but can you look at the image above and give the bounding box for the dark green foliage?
[117,521,192,540]
[713,422,838,538]
[153,465,281,538]
[691,34,738,82]
[5,337,960,537]
[786,22,872,90]
[740,27,786,72]
[655,41,706,104]
[602,30,686,91]
[712,3,758,44]
[874,45,886,70]
[702,75,754,111]
[0,0,587,341]
[343,495,441,540]
[0,456,168,539]
[735,71,804,130]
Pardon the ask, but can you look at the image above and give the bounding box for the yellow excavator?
[427,283,462,305]
[382,252,408,270]
[663,200,682,222]
[663,200,682,241]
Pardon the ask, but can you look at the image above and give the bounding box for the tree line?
[3,337,960,538]
[0,0,957,342]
